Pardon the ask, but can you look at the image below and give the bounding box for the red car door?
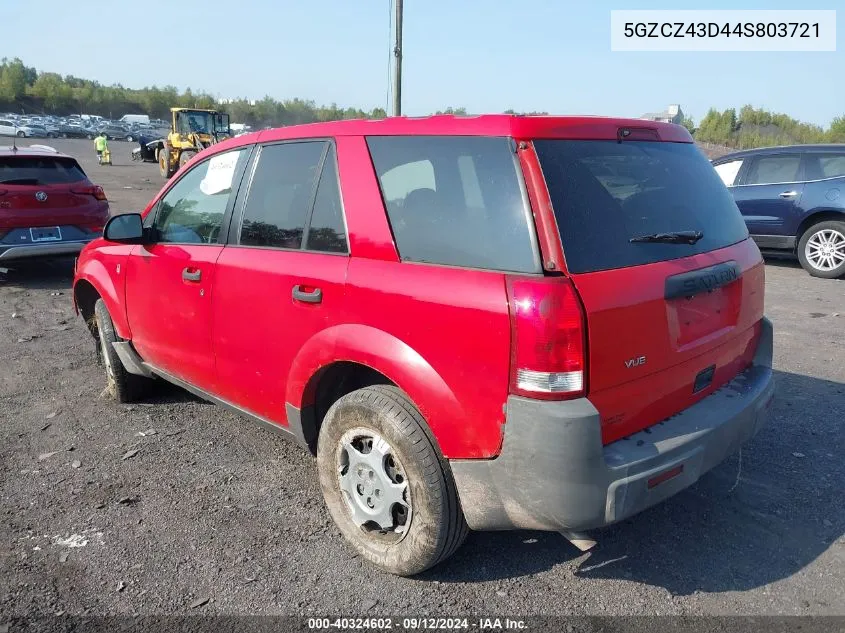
[212,141,349,425]
[125,147,251,391]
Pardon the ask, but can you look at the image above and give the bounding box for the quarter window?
[713,159,743,187]
[818,154,845,179]
[366,136,539,273]
[153,148,248,244]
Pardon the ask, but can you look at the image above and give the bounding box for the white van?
[120,114,150,125]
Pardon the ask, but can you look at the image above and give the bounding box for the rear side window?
[743,154,801,185]
[366,136,539,273]
[239,141,325,249]
[237,140,348,254]
[305,145,348,253]
[0,156,87,185]
[534,140,749,274]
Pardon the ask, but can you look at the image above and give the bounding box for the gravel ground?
[0,139,843,619]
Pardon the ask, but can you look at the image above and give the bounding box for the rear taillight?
[71,185,108,201]
[506,276,586,400]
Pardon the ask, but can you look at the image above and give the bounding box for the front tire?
[317,385,468,576]
[16,131,25,138]
[179,150,197,168]
[797,220,845,278]
[94,299,150,403]
[159,148,174,178]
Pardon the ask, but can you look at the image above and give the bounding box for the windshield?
[534,140,749,274]
[179,112,229,135]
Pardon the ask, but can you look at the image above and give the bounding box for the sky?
[4,0,843,127]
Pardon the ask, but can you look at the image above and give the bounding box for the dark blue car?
[713,144,845,278]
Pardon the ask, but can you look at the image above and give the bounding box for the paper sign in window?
[200,152,239,196]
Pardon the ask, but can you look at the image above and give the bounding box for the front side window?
[154,148,248,244]
[743,155,801,185]
[366,136,539,273]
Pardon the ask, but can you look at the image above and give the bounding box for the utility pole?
[392,0,403,116]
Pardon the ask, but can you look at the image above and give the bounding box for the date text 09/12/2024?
[307,617,528,630]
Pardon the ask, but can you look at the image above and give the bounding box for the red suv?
[0,145,109,261]
[72,115,774,576]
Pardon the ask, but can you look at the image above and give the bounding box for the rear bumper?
[451,317,775,532]
[0,239,91,260]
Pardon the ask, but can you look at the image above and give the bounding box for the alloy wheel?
[805,228,845,272]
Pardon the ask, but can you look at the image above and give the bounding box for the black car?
[713,144,845,278]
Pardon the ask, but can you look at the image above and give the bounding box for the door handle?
[292,285,322,304]
[779,190,798,198]
[182,267,202,282]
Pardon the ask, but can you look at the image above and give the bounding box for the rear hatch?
[534,138,765,444]
[0,155,108,236]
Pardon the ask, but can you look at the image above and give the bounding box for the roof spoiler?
[28,144,59,153]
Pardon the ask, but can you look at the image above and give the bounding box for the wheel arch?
[286,324,469,459]
[796,209,845,247]
[73,260,130,340]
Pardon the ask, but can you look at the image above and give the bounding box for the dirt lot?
[1,139,844,619]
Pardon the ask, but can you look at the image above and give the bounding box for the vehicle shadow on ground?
[425,369,845,596]
[0,257,76,291]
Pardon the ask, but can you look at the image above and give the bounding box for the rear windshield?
[534,140,749,274]
[0,156,87,185]
[367,136,540,273]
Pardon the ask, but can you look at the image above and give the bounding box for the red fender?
[286,324,478,458]
[73,247,131,339]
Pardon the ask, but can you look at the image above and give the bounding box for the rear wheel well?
[74,280,100,337]
[796,210,845,247]
[307,362,395,453]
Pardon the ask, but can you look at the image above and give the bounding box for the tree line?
[692,105,845,146]
[2,57,842,146]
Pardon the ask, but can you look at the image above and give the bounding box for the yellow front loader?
[158,108,232,179]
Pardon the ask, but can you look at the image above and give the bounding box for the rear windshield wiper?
[630,230,704,245]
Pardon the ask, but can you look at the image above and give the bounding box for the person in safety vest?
[94,132,108,164]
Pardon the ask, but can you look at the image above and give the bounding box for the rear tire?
[797,220,845,279]
[93,299,150,403]
[317,385,468,576]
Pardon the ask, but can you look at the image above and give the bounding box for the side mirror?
[103,213,145,243]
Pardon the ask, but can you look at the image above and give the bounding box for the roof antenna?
[12,124,18,152]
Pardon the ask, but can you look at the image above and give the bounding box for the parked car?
[72,115,774,576]
[713,144,845,278]
[0,145,110,261]
[56,124,97,139]
[0,119,35,137]
[25,125,52,138]
[97,125,130,141]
